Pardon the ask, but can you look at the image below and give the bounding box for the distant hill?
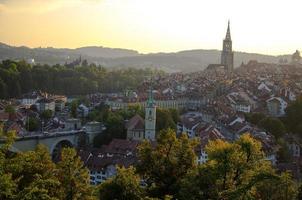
[75,46,138,58]
[0,42,292,72]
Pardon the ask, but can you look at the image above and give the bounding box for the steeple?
[225,20,231,40]
[147,78,155,107]
[145,76,156,141]
[221,20,234,73]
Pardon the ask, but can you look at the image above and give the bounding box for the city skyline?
[1,0,302,55]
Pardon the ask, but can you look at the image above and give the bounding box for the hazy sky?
[0,0,301,55]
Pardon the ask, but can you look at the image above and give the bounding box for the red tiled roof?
[125,114,144,131]
[0,112,9,121]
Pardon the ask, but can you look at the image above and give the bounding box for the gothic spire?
[225,20,231,40]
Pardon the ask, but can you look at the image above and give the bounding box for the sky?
[0,0,301,55]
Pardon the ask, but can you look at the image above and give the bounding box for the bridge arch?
[50,138,74,161]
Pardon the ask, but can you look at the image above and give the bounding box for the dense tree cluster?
[97,129,299,200]
[245,112,286,139]
[245,96,302,140]
[1,127,301,199]
[0,60,163,98]
[285,96,302,136]
[0,128,95,200]
[91,104,180,147]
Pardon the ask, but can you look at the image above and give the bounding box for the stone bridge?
[0,130,93,160]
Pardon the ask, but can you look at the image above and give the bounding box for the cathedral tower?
[221,20,234,73]
[145,83,156,141]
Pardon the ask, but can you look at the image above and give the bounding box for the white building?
[266,97,288,117]
[79,139,140,185]
[36,98,55,113]
[78,104,89,117]
[196,124,225,164]
[177,112,203,138]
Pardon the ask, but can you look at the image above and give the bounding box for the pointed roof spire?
[225,20,231,40]
[147,77,155,106]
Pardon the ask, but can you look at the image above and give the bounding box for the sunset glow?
[0,0,301,55]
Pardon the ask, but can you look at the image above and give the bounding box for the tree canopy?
[0,59,164,98]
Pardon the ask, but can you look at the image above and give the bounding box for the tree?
[17,174,60,200]
[7,145,60,198]
[180,134,283,200]
[178,163,219,200]
[25,117,39,132]
[168,108,180,124]
[255,171,297,200]
[277,138,292,163]
[0,129,16,200]
[258,117,286,139]
[207,134,276,199]
[156,109,176,132]
[0,78,7,99]
[4,104,15,114]
[104,112,125,138]
[285,97,302,136]
[40,109,53,120]
[245,112,266,125]
[137,129,198,198]
[56,148,95,200]
[70,100,78,118]
[98,166,144,200]
[297,183,302,200]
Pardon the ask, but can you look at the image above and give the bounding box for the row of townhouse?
[105,98,207,111]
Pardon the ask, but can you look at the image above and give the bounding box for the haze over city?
[1,0,302,55]
[1,1,302,199]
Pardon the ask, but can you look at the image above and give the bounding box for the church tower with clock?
[145,85,156,141]
[221,20,234,73]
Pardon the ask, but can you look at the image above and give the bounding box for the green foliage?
[168,108,180,124]
[40,109,53,120]
[4,104,16,114]
[246,112,286,139]
[179,134,297,200]
[98,166,144,200]
[285,97,302,136]
[245,112,266,125]
[0,59,164,98]
[137,129,198,198]
[205,134,272,198]
[255,171,297,200]
[70,100,79,118]
[57,148,95,200]
[156,108,177,132]
[16,174,60,200]
[258,117,286,139]
[93,105,144,147]
[7,145,59,196]
[0,129,16,200]
[0,128,97,200]
[0,173,16,200]
[297,183,302,200]
[277,138,293,163]
[179,163,219,199]
[25,117,39,132]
